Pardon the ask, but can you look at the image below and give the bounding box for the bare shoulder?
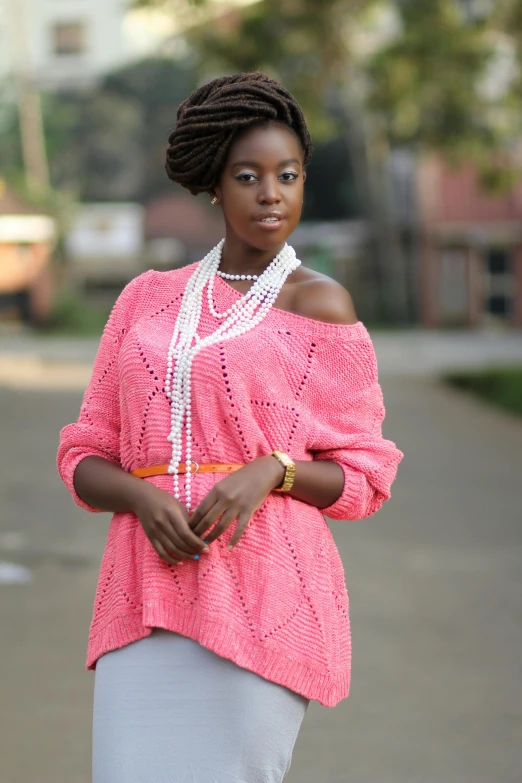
[289,268,358,325]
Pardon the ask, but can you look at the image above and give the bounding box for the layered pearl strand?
[217,270,258,281]
[165,238,301,509]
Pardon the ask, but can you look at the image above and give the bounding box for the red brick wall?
[417,157,522,225]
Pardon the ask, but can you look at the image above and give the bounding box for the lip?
[254,212,285,231]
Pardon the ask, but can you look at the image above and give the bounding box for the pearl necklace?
[165,238,300,509]
[217,270,258,281]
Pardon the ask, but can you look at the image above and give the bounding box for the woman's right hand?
[132,482,210,565]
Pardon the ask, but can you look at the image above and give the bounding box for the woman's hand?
[188,456,285,549]
[132,482,210,565]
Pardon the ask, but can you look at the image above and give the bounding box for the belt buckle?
[189,461,199,474]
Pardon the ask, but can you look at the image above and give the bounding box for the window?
[486,248,509,275]
[484,248,514,320]
[52,21,86,56]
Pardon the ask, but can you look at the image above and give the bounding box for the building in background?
[0,0,257,92]
[417,157,522,329]
[0,0,138,90]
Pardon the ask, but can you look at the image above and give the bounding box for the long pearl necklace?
[165,238,301,509]
[217,270,258,281]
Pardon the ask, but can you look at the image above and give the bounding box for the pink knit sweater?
[57,263,403,707]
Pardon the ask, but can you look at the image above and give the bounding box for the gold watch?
[270,450,296,492]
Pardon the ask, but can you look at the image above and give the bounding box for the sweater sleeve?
[304,328,403,521]
[56,271,153,512]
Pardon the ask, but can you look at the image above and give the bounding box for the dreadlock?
[165,72,313,195]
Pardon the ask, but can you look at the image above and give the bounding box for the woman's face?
[213,123,306,252]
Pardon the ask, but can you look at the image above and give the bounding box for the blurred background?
[0,1,521,781]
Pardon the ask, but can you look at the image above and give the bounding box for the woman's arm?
[57,272,154,512]
[73,456,209,562]
[255,454,345,509]
[73,455,154,514]
[188,455,346,548]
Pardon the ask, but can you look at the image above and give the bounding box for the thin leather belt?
[131,462,244,479]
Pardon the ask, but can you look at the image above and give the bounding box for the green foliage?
[367,1,494,149]
[43,290,110,336]
[0,57,198,204]
[365,0,521,188]
[0,100,24,179]
[1,52,358,218]
[4,1,521,206]
[494,0,522,57]
[175,0,522,321]
[101,56,198,199]
[446,366,522,416]
[191,0,361,139]
[46,90,145,201]
[129,0,207,7]
[185,0,522,193]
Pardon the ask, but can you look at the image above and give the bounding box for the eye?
[236,172,258,183]
[279,171,299,181]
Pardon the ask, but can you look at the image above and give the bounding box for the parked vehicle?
[65,203,145,287]
[0,183,56,325]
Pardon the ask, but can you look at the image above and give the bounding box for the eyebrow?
[230,158,301,169]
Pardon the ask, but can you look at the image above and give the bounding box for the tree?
[367,1,514,189]
[178,0,510,320]
[101,56,199,199]
[0,56,199,203]
[45,90,145,201]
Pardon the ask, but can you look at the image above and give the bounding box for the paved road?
[0,361,521,781]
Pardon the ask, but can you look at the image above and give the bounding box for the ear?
[302,171,307,184]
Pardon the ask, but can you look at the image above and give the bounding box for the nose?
[258,176,281,205]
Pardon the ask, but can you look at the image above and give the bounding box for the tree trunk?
[339,92,411,323]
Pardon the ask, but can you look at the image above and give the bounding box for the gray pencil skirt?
[92,628,309,783]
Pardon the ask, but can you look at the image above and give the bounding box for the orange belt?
[131,462,244,479]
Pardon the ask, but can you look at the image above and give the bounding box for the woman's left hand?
[188,455,285,550]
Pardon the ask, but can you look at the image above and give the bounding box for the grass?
[445,367,522,417]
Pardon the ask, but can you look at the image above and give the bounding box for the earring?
[210,196,218,206]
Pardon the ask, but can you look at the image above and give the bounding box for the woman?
[57,72,403,783]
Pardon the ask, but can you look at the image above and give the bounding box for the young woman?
[57,72,403,783]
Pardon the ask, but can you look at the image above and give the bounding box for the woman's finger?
[204,507,239,545]
[190,500,226,539]
[189,492,217,531]
[151,538,183,565]
[226,511,252,550]
[155,531,193,561]
[155,527,194,560]
[169,516,210,555]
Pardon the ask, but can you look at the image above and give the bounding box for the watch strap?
[270,450,296,492]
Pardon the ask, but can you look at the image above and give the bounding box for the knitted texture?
[57,264,403,708]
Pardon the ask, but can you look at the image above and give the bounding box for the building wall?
[418,156,522,225]
[0,0,132,89]
[417,157,522,328]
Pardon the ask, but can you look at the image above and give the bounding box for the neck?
[218,237,286,276]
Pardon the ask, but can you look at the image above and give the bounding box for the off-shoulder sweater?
[57,263,403,708]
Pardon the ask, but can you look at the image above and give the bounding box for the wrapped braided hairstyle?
[165,72,313,195]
